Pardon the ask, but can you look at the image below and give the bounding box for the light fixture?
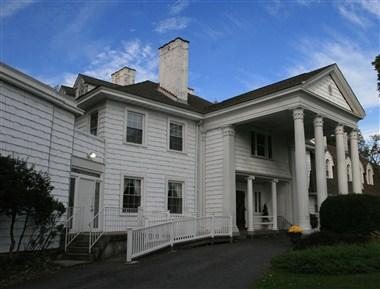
[88,152,97,159]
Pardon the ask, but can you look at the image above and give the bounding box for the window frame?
[250,130,273,160]
[166,177,185,215]
[124,108,147,147]
[167,118,186,153]
[120,175,144,214]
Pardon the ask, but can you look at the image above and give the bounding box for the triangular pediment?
[303,64,365,118]
[305,74,352,111]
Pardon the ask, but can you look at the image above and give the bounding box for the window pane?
[251,132,256,155]
[257,133,266,157]
[267,136,272,159]
[168,181,183,214]
[127,111,143,144]
[90,111,98,136]
[123,178,141,211]
[169,123,183,151]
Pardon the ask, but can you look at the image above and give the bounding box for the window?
[366,163,374,185]
[126,111,144,144]
[123,177,141,212]
[168,181,183,214]
[251,132,272,159]
[325,151,334,179]
[93,182,100,228]
[169,122,183,151]
[254,191,262,213]
[90,111,98,136]
[68,177,76,229]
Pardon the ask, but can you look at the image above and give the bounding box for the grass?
[254,270,380,289]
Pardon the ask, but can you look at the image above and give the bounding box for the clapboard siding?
[0,82,76,252]
[307,75,351,111]
[72,129,105,163]
[204,128,224,215]
[102,100,197,216]
[235,127,291,178]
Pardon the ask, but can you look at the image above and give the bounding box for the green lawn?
[254,270,380,289]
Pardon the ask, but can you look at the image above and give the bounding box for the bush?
[272,243,380,275]
[320,195,380,235]
[294,231,369,250]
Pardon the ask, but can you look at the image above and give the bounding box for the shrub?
[272,243,380,275]
[294,231,369,250]
[320,195,380,235]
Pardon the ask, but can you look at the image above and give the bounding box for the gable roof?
[68,63,362,115]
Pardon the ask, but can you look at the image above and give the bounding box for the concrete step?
[63,252,92,261]
[66,246,89,254]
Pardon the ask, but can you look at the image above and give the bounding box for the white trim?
[124,107,148,147]
[165,176,186,215]
[167,117,187,154]
[120,173,145,215]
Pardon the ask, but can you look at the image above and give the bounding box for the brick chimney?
[111,67,136,86]
[159,38,189,103]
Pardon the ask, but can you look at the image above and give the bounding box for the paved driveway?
[8,237,289,289]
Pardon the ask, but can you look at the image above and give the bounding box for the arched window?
[346,157,352,182]
[325,151,334,179]
[366,163,374,185]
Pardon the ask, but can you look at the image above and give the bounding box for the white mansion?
[0,37,376,254]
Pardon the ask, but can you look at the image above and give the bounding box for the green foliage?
[0,155,65,254]
[320,195,380,235]
[372,54,380,93]
[358,132,380,166]
[271,243,380,275]
[294,231,369,250]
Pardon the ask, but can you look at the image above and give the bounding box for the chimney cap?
[158,37,190,50]
[111,66,136,76]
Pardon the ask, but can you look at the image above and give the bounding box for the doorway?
[236,190,246,231]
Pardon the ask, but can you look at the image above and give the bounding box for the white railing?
[253,215,274,229]
[126,215,232,262]
[88,207,105,254]
[64,207,83,252]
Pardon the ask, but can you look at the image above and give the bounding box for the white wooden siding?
[0,82,75,252]
[234,127,291,179]
[204,128,224,215]
[72,129,105,164]
[307,75,351,111]
[102,100,197,218]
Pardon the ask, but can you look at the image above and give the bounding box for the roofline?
[77,86,204,120]
[0,62,83,115]
[111,66,136,75]
[158,37,190,49]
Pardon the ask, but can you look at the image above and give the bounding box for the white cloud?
[52,39,158,87]
[0,0,35,18]
[288,37,378,109]
[169,0,189,15]
[154,17,190,33]
[337,0,380,28]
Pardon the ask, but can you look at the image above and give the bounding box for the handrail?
[277,215,292,231]
[64,207,82,252]
[88,207,105,254]
[126,215,232,262]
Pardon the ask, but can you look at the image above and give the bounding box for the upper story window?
[325,151,334,179]
[168,181,183,214]
[251,132,272,159]
[90,111,98,136]
[169,122,184,151]
[123,177,142,212]
[126,111,144,144]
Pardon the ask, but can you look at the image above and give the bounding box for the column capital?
[247,176,255,181]
[349,129,359,140]
[272,178,279,183]
[222,125,235,137]
[293,108,304,120]
[335,124,345,135]
[313,115,324,128]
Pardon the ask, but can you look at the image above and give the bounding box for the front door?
[236,190,246,230]
[75,177,101,231]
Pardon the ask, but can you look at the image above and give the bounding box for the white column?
[271,179,278,231]
[247,176,254,232]
[336,125,348,194]
[222,126,238,234]
[313,116,328,210]
[350,129,362,194]
[293,108,310,230]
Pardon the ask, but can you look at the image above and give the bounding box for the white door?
[76,177,101,231]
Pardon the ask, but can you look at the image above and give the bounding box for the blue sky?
[1,0,379,137]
